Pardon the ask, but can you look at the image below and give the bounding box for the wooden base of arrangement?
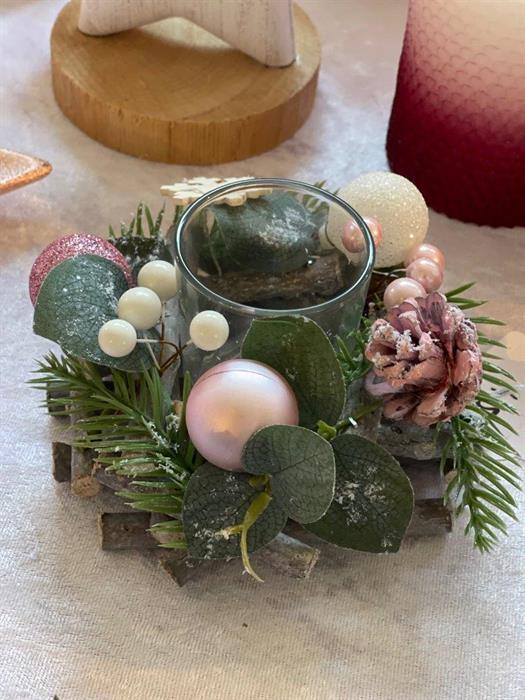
[49,383,452,585]
[50,0,321,164]
[51,439,452,586]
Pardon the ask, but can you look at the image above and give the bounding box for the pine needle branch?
[336,320,372,386]
[30,353,191,526]
[440,282,522,551]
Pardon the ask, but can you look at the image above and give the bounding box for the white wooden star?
[160,177,271,207]
[78,0,296,67]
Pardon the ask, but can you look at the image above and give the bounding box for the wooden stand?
[51,436,452,585]
[50,0,321,164]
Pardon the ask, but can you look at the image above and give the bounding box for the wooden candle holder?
[50,0,321,164]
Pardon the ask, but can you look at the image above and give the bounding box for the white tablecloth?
[1,1,524,698]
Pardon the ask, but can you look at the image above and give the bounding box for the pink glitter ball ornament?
[29,233,133,305]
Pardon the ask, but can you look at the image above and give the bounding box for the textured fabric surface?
[1,1,524,698]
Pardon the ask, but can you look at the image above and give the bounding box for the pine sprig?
[336,320,372,386]
[108,202,173,279]
[29,353,191,528]
[443,411,521,552]
[442,282,522,551]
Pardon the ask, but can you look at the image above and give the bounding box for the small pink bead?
[185,359,299,471]
[383,277,426,309]
[342,216,383,254]
[365,216,383,248]
[342,220,364,253]
[406,257,443,292]
[404,242,445,271]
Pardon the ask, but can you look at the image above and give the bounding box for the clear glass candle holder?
[173,178,374,376]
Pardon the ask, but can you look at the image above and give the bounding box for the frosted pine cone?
[365,292,482,426]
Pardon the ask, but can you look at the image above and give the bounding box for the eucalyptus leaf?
[241,316,346,428]
[305,434,414,553]
[201,192,318,275]
[33,254,155,371]
[182,463,287,560]
[242,425,335,524]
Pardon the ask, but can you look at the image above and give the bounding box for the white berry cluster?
[98,259,230,358]
[98,260,178,358]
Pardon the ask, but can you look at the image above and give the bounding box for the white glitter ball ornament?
[137,260,178,301]
[327,172,429,268]
[117,287,162,330]
[98,319,137,357]
[190,310,230,352]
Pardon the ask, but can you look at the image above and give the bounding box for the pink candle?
[185,359,299,471]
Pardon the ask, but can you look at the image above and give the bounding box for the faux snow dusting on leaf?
[33,254,155,372]
[241,316,346,428]
[305,434,414,553]
[242,425,335,524]
[182,463,287,560]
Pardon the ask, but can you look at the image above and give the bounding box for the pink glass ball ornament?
[404,242,445,271]
[406,257,443,293]
[383,277,426,310]
[29,232,133,306]
[185,359,299,471]
[342,216,383,254]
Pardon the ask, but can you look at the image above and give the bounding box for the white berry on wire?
[117,287,162,330]
[98,319,137,357]
[137,260,178,301]
[190,310,230,351]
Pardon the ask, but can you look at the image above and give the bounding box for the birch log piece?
[402,459,453,537]
[69,402,99,498]
[51,442,72,483]
[46,387,70,416]
[253,533,320,579]
[51,0,320,164]
[155,533,321,585]
[78,0,296,67]
[98,512,158,550]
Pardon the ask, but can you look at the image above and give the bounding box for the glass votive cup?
[172,178,374,377]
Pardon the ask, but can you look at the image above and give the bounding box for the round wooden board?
[51,0,321,164]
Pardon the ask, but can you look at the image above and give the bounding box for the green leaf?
[182,463,287,560]
[241,316,346,428]
[202,192,318,275]
[33,255,155,371]
[305,434,414,553]
[242,425,335,524]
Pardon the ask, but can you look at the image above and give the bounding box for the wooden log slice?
[401,459,453,537]
[51,0,321,164]
[52,442,72,483]
[98,511,158,550]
